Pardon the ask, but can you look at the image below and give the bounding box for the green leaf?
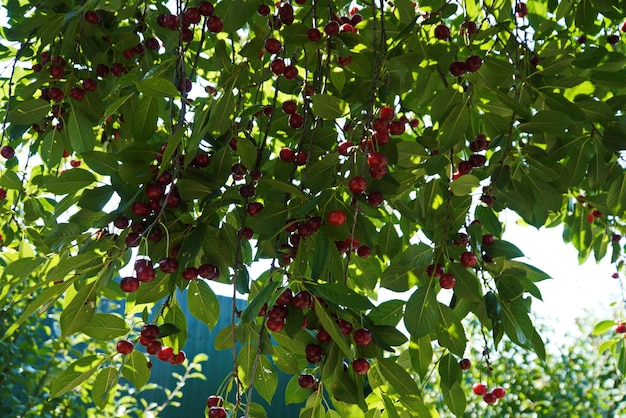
[60,281,98,337]
[313,283,374,310]
[518,111,572,135]
[50,355,104,398]
[366,299,405,327]
[208,92,235,136]
[83,314,129,340]
[122,349,150,388]
[310,94,348,119]
[311,231,332,280]
[607,174,626,213]
[438,353,460,389]
[67,104,96,153]
[237,136,258,169]
[410,337,433,379]
[241,280,281,324]
[314,300,352,358]
[378,222,402,258]
[162,301,188,352]
[187,279,220,329]
[435,304,467,357]
[376,357,421,397]
[214,325,234,350]
[483,239,525,259]
[8,99,50,125]
[132,95,159,143]
[81,151,120,176]
[592,320,617,336]
[136,77,180,97]
[255,356,278,404]
[404,287,439,339]
[0,170,21,189]
[439,103,469,150]
[442,382,466,416]
[617,340,626,376]
[92,367,118,409]
[450,174,480,196]
[46,168,96,195]
[285,374,312,405]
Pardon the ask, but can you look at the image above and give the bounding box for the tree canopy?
[1,0,626,416]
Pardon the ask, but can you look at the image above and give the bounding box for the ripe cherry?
[208,407,227,418]
[207,15,223,33]
[132,202,150,217]
[465,55,483,72]
[450,61,467,76]
[317,328,331,343]
[170,350,186,365]
[292,291,313,309]
[338,56,352,66]
[439,273,456,289]
[120,277,140,292]
[1,145,15,159]
[199,1,214,16]
[348,176,367,194]
[49,65,64,79]
[279,147,296,162]
[353,328,373,346]
[182,267,199,280]
[275,288,293,306]
[616,323,626,333]
[324,21,340,36]
[298,374,316,389]
[266,317,285,332]
[82,78,97,92]
[84,10,100,24]
[483,392,497,404]
[305,344,323,364]
[257,3,270,16]
[459,358,471,370]
[307,27,322,42]
[199,263,220,280]
[367,152,387,168]
[434,24,451,40]
[327,209,347,226]
[352,357,370,375]
[247,202,264,216]
[288,113,304,129]
[357,245,371,258]
[282,100,297,114]
[458,161,473,175]
[111,63,125,77]
[145,184,165,200]
[140,324,160,339]
[482,234,495,246]
[206,395,223,408]
[380,106,395,121]
[492,387,506,399]
[264,38,282,54]
[460,251,478,268]
[469,154,487,167]
[116,340,134,354]
[367,191,384,207]
[473,383,489,396]
[283,65,298,80]
[146,340,163,355]
[69,87,85,101]
[270,58,286,75]
[159,257,178,274]
[158,346,175,362]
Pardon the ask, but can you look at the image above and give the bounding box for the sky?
[502,217,622,340]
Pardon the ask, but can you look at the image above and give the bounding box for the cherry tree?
[1,0,626,416]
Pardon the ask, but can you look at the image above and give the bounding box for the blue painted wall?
[143,293,302,417]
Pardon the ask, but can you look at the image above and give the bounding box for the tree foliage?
[1,0,626,416]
